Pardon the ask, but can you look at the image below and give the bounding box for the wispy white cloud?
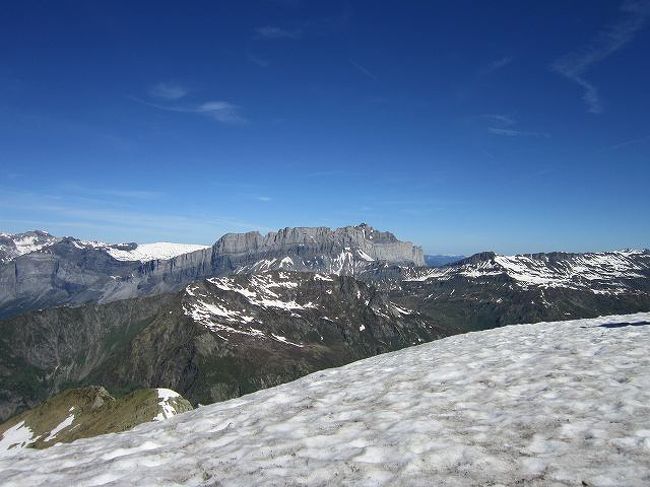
[149,82,188,100]
[350,60,377,80]
[0,189,266,242]
[488,127,549,138]
[133,97,247,125]
[480,113,549,138]
[255,196,272,202]
[194,102,247,124]
[248,52,271,67]
[610,133,650,149]
[480,56,513,75]
[480,114,516,126]
[61,184,162,200]
[254,26,302,40]
[551,0,650,114]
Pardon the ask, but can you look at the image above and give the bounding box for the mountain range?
[0,224,423,319]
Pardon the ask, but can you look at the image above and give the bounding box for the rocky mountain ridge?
[0,224,424,318]
[402,249,650,291]
[378,249,650,331]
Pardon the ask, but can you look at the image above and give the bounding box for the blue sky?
[1,0,649,255]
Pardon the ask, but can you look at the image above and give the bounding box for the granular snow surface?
[1,312,649,486]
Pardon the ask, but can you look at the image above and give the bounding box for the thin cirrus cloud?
[480,56,513,75]
[480,114,516,126]
[488,127,549,138]
[0,189,266,241]
[194,102,247,125]
[149,82,188,100]
[134,92,247,125]
[254,25,302,40]
[247,52,271,67]
[481,114,549,138]
[349,60,377,80]
[551,0,650,114]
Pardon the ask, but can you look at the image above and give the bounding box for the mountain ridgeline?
[0,224,424,319]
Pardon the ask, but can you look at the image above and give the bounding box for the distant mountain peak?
[0,231,209,264]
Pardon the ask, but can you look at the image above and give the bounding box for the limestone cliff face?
[214,224,425,267]
[0,224,424,318]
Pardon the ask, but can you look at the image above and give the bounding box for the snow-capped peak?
[0,230,60,263]
[0,230,210,264]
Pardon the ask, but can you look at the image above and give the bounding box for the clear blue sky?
[1,1,649,255]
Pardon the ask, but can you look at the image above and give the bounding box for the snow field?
[0,312,649,486]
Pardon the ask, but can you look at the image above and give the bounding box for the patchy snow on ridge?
[153,389,182,422]
[12,234,57,256]
[43,414,75,443]
[1,312,649,486]
[106,242,209,262]
[0,421,36,458]
[406,250,648,293]
[0,231,60,262]
[182,274,320,345]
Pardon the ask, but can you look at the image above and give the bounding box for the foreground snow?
[1,312,649,486]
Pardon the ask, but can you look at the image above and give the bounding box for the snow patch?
[0,421,36,457]
[153,389,182,421]
[107,242,209,262]
[44,414,75,442]
[270,334,304,348]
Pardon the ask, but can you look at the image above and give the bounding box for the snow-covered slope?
[1,312,649,486]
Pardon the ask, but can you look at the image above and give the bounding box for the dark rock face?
[0,293,177,421]
[0,272,450,422]
[0,224,424,319]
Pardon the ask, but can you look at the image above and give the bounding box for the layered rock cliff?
[0,224,423,318]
